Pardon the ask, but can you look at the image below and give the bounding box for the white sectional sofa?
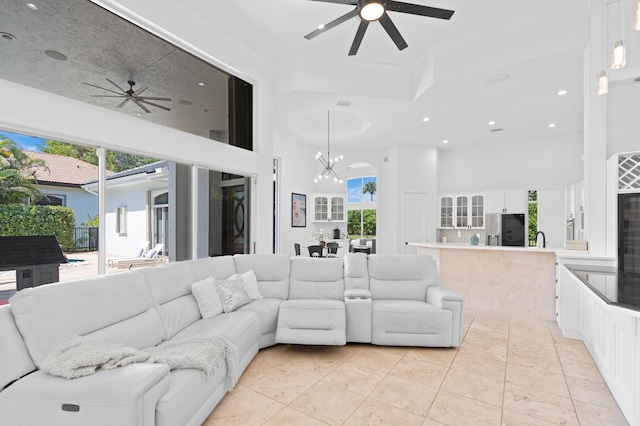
[0,253,463,426]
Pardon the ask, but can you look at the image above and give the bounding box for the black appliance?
[501,213,526,247]
[618,193,640,273]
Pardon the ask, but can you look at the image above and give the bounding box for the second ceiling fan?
[304,0,455,56]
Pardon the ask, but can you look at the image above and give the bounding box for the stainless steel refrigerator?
[485,213,526,247]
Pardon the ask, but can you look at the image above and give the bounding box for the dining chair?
[308,245,324,258]
[294,243,301,256]
[326,242,339,257]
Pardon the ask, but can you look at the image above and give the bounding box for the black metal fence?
[70,227,98,252]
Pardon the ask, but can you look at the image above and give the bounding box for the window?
[348,176,377,202]
[36,194,65,206]
[347,176,377,239]
[528,190,538,247]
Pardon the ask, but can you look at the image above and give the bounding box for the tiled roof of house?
[23,151,114,186]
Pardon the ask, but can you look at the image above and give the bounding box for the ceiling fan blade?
[138,99,171,111]
[386,1,454,20]
[306,0,357,5]
[137,96,172,101]
[348,20,369,56]
[378,13,408,51]
[132,85,148,96]
[117,98,130,109]
[89,95,127,98]
[133,100,152,114]
[305,8,358,39]
[106,78,128,93]
[83,82,124,96]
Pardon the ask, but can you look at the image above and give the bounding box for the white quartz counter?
[407,242,612,259]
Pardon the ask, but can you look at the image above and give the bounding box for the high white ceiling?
[1,0,594,154]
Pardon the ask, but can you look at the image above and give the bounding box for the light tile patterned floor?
[203,311,629,426]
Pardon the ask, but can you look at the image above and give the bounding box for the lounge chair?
[107,241,149,268]
[115,243,166,270]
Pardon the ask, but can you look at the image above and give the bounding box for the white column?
[584,2,608,255]
[97,147,107,274]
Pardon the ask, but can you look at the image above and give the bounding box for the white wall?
[378,145,438,254]
[538,188,567,248]
[39,185,97,226]
[438,134,583,194]
[105,187,149,257]
[607,82,640,157]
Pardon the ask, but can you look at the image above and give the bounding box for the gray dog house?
[0,236,67,291]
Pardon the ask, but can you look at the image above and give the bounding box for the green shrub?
[0,204,76,251]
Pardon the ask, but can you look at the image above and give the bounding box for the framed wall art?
[291,193,306,227]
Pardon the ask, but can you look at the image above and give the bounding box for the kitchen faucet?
[535,231,546,248]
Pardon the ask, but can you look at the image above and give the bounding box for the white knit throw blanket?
[40,336,238,391]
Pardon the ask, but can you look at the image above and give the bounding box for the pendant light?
[598,70,609,95]
[611,0,626,69]
[314,111,344,183]
[598,3,609,95]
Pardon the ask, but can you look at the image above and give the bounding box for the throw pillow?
[231,269,263,300]
[191,276,224,319]
[145,249,157,259]
[214,277,251,313]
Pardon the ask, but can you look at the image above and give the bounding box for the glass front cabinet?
[312,194,345,222]
[440,194,484,228]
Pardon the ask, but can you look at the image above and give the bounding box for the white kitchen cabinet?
[556,261,638,425]
[439,196,454,228]
[439,194,483,228]
[312,194,345,222]
[485,190,526,213]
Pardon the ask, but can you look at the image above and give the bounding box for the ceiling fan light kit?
[360,0,385,21]
[304,0,454,56]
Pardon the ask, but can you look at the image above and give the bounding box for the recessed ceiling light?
[488,120,496,125]
[179,100,192,106]
[422,117,430,122]
[442,139,449,144]
[198,82,205,87]
[337,101,350,107]
[26,3,38,11]
[548,123,556,128]
[44,50,67,61]
[557,90,568,96]
[0,32,16,41]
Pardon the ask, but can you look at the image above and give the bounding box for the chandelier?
[314,111,343,183]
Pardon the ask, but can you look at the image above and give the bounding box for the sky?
[0,130,44,152]
[348,176,376,203]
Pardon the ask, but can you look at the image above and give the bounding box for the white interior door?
[404,192,431,254]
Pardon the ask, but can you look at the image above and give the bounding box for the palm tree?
[362,181,377,201]
[0,137,46,204]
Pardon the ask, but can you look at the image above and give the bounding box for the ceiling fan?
[304,0,454,56]
[83,79,172,113]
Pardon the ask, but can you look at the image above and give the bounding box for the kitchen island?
[408,242,589,321]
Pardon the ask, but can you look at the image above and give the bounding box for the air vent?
[485,74,510,85]
[337,101,351,107]
[491,128,504,133]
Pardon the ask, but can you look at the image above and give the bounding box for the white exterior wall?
[39,185,98,226]
[104,183,161,257]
